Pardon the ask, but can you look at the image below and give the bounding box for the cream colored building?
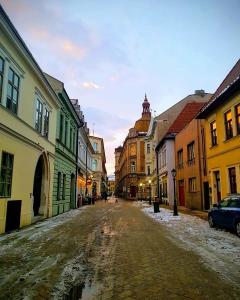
[89,136,107,197]
[0,6,60,233]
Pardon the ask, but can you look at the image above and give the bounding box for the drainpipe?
[155,148,160,201]
[197,120,203,210]
[85,142,88,196]
[75,128,79,209]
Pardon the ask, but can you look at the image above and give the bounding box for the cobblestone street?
[0,198,240,300]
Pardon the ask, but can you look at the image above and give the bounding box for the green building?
[45,73,82,216]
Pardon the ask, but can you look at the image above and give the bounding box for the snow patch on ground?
[141,205,240,285]
[0,207,87,250]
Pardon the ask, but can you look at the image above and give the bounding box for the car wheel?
[208,215,215,228]
[235,222,240,237]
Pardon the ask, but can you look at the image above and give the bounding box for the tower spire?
[142,93,151,117]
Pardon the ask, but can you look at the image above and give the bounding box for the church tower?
[142,94,151,118]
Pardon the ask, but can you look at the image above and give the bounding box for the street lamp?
[171,168,178,216]
[148,179,152,205]
[139,183,143,201]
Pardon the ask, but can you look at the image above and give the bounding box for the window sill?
[210,144,218,149]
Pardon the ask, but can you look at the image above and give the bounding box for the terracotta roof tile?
[168,102,205,134]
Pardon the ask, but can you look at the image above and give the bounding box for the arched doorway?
[33,154,47,216]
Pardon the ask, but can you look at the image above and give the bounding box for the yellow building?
[0,6,60,233]
[198,60,240,204]
[115,95,151,200]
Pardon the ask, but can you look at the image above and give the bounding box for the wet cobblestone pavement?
[0,198,240,299]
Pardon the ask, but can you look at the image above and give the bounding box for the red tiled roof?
[168,102,205,134]
[197,59,240,118]
[211,59,240,100]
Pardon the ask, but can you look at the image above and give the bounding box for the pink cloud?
[82,82,103,89]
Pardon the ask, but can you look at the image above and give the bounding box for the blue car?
[208,194,240,237]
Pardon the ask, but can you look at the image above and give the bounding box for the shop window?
[57,172,61,200]
[62,174,66,199]
[0,152,14,197]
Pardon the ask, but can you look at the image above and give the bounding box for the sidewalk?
[160,204,208,221]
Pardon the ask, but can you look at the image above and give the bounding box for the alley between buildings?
[0,198,240,300]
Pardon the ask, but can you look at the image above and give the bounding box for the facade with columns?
[115,95,151,200]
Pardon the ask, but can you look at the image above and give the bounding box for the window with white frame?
[6,68,20,114]
[189,177,196,192]
[130,161,136,173]
[92,159,97,171]
[93,142,98,152]
[35,94,50,138]
[35,98,43,133]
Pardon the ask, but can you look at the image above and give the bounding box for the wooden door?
[178,180,185,206]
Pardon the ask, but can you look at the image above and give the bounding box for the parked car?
[208,194,240,237]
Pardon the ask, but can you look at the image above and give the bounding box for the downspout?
[85,141,88,196]
[197,120,203,210]
[75,126,79,209]
[155,148,160,202]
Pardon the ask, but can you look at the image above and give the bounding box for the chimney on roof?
[195,89,205,97]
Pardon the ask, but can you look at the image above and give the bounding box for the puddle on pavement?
[64,280,101,300]
[102,223,116,237]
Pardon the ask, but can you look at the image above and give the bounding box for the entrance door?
[203,182,210,210]
[70,174,75,209]
[130,186,136,198]
[33,156,44,216]
[214,171,221,203]
[178,180,185,206]
[5,200,22,232]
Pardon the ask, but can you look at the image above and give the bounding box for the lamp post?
[171,168,178,216]
[148,179,152,205]
[140,183,143,201]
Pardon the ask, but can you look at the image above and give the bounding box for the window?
[93,142,98,152]
[62,174,66,199]
[59,114,64,142]
[64,120,68,145]
[6,68,20,114]
[228,167,237,194]
[229,198,240,208]
[0,56,4,102]
[210,121,217,146]
[92,159,97,171]
[235,104,240,135]
[35,99,43,133]
[57,172,61,200]
[147,143,150,154]
[177,149,183,168]
[187,142,195,165]
[130,161,136,173]
[224,110,233,140]
[189,177,196,192]
[147,165,151,176]
[43,108,49,137]
[0,152,14,197]
[162,181,168,197]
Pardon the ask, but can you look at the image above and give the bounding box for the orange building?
[115,95,151,199]
[175,105,210,210]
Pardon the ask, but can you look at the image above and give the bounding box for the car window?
[229,198,240,208]
[220,198,230,208]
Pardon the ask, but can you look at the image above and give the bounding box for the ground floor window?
[189,177,196,192]
[0,152,14,197]
[228,167,237,194]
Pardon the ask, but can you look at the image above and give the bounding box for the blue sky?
[2,0,240,175]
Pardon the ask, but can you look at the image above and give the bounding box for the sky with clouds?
[2,0,240,175]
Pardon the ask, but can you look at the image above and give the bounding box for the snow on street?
[141,204,240,285]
